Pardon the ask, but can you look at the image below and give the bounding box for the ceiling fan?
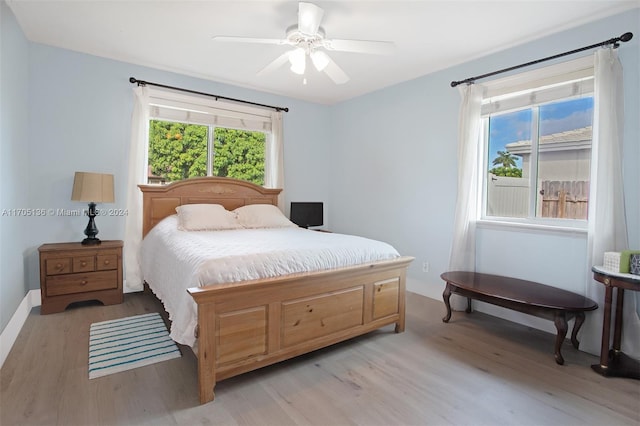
[212,2,395,84]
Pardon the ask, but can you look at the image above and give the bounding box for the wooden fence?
[540,180,589,220]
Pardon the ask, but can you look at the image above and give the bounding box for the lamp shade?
[71,172,115,203]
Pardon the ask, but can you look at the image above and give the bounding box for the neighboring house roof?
[506,126,592,155]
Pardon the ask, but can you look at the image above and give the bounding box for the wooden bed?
[139,177,414,404]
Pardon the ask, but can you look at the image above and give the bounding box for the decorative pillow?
[234,204,297,229]
[175,204,241,231]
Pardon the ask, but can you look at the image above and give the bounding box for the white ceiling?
[7,0,638,105]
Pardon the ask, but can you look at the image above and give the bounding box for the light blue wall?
[328,69,457,284]
[328,9,639,342]
[1,1,30,333]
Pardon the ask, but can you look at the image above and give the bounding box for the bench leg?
[570,312,585,349]
[466,297,472,313]
[442,283,453,323]
[553,312,568,365]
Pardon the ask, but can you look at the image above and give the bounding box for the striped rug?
[88,312,181,379]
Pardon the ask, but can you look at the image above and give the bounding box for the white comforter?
[141,215,400,347]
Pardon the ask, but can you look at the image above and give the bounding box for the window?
[147,121,266,185]
[143,88,277,186]
[480,57,594,227]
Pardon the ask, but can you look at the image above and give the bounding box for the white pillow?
[175,204,241,231]
[234,204,297,229]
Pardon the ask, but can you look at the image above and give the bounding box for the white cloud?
[540,109,593,135]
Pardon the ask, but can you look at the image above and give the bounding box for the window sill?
[476,219,588,237]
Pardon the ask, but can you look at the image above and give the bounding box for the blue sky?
[488,97,594,169]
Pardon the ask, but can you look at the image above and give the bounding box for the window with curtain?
[124,86,284,291]
[480,56,594,227]
[145,89,275,186]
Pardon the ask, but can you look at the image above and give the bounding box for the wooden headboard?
[138,177,282,237]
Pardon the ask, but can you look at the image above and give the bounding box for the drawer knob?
[81,261,87,267]
[56,263,63,269]
[103,260,110,265]
[81,280,88,285]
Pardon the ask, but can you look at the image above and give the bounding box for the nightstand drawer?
[96,254,117,271]
[46,270,118,296]
[73,256,95,273]
[39,240,124,314]
[46,258,72,275]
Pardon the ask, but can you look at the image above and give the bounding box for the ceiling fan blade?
[323,55,349,85]
[212,36,287,45]
[323,38,395,55]
[298,2,324,35]
[257,51,292,76]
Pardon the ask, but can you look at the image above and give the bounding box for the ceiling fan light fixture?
[310,50,329,71]
[215,2,391,85]
[289,48,306,75]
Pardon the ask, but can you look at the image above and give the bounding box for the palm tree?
[492,150,517,168]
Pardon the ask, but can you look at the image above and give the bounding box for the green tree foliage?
[148,121,265,186]
[489,166,523,177]
[492,150,517,168]
[489,150,522,176]
[148,121,207,182]
[214,128,265,185]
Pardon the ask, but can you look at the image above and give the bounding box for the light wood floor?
[1,291,638,426]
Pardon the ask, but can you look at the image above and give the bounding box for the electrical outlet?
[422,262,429,272]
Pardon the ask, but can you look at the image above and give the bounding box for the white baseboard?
[0,290,41,369]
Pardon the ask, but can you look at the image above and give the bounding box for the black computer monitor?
[290,202,323,228]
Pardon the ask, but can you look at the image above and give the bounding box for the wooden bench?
[440,271,598,365]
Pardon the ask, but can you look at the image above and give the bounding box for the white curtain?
[265,110,285,207]
[580,48,640,359]
[449,84,483,271]
[123,86,149,292]
[448,84,483,309]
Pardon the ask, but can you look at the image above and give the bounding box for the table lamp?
[71,172,115,245]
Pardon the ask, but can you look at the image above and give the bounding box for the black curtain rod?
[450,32,633,88]
[128,77,289,112]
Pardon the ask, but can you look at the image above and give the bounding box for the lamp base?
[81,202,101,245]
[81,237,102,246]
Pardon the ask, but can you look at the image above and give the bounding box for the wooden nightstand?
[38,240,123,314]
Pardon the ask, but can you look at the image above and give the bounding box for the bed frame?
[139,177,414,404]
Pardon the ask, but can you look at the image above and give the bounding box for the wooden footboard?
[188,256,413,404]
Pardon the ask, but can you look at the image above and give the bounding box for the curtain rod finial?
[620,32,633,42]
[451,79,474,87]
[129,77,137,83]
